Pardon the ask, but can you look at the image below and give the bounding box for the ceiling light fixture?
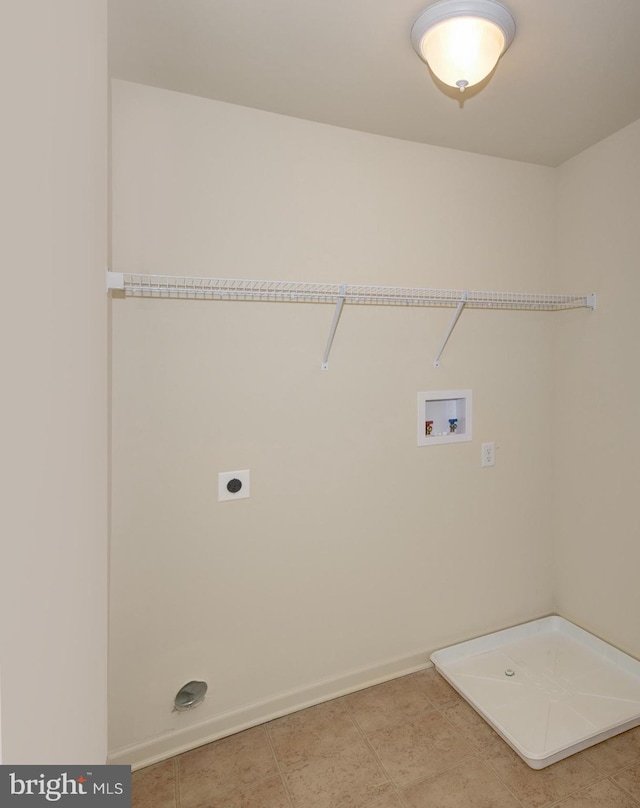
[411,0,515,93]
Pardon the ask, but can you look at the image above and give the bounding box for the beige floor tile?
[203,775,292,808]
[133,671,640,808]
[362,794,406,808]
[472,725,517,759]
[267,699,361,769]
[132,759,177,808]
[482,742,600,808]
[612,761,640,802]
[551,777,640,807]
[584,728,640,775]
[402,758,521,808]
[283,738,394,808]
[367,711,475,786]
[439,698,504,752]
[410,668,465,709]
[344,675,435,735]
[178,727,278,808]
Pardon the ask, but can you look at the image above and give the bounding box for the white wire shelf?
[107,271,596,369]
[108,272,595,312]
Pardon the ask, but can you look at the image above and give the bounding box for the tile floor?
[132,668,640,808]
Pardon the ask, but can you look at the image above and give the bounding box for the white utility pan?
[431,616,640,769]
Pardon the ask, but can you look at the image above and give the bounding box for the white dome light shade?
[421,17,504,89]
[411,0,515,92]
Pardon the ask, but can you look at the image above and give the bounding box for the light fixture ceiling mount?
[411,0,516,93]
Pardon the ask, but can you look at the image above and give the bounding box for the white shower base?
[431,616,640,769]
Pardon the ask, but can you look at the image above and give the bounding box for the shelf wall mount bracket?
[107,270,125,291]
[434,291,468,368]
[321,284,347,371]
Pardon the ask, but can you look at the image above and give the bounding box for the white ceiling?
[108,0,640,167]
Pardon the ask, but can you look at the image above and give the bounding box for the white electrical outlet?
[482,442,495,468]
[218,469,250,501]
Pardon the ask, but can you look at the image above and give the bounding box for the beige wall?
[109,80,560,764]
[0,2,108,762]
[553,118,640,658]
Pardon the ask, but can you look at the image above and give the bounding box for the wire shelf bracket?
[321,284,347,371]
[434,291,468,368]
[106,271,596,369]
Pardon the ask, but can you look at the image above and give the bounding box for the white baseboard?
[108,650,433,770]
